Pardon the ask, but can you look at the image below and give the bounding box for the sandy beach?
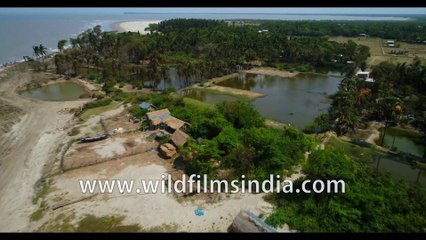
[0,63,91,231]
[112,20,161,34]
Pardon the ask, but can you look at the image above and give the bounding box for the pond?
[377,127,425,157]
[370,156,426,186]
[213,72,343,128]
[146,68,198,90]
[20,82,88,101]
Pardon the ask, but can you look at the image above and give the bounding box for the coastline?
[0,62,90,231]
[111,20,162,34]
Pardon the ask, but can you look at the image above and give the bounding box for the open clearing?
[80,102,121,121]
[63,132,159,170]
[33,151,279,232]
[329,36,426,65]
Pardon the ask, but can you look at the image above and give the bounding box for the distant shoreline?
[110,20,162,34]
[122,13,414,21]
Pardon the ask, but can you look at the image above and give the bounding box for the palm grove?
[44,19,426,232]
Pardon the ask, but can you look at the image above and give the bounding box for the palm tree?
[160,65,170,90]
[57,39,67,52]
[147,51,163,89]
[32,44,47,71]
[331,86,360,135]
[38,44,47,61]
[69,38,79,48]
[32,45,40,59]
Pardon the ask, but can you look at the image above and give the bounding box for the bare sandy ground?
[196,85,265,99]
[365,121,384,145]
[0,64,89,231]
[113,20,161,34]
[179,68,298,100]
[243,67,299,78]
[179,72,265,99]
[35,151,295,232]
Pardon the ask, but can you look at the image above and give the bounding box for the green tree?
[57,39,67,52]
[216,100,265,129]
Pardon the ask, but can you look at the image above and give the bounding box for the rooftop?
[147,108,171,120]
[171,129,189,147]
[164,116,187,130]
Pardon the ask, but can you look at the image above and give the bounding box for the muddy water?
[377,127,425,157]
[20,82,88,101]
[181,72,343,128]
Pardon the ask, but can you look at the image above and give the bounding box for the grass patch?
[80,102,120,121]
[86,98,112,109]
[38,214,177,232]
[33,178,50,205]
[141,223,178,232]
[55,143,65,154]
[41,222,75,232]
[76,215,140,232]
[31,199,48,222]
[31,208,44,221]
[38,212,76,232]
[68,127,80,136]
[328,36,426,65]
[182,97,215,110]
[90,125,102,132]
[327,136,385,162]
[202,87,251,100]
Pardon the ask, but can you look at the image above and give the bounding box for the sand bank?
[112,20,161,34]
[196,85,265,99]
[243,67,299,78]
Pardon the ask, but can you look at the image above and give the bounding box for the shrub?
[86,98,112,109]
[68,127,80,136]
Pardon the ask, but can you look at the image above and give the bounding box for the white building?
[356,70,375,83]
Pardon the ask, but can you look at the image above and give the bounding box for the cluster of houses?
[139,102,190,158]
[139,103,281,232]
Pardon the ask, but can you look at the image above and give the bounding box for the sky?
[0,8,425,15]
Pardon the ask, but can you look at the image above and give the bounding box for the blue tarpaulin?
[139,102,153,109]
[195,208,204,216]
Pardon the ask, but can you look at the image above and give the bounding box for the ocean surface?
[0,9,415,65]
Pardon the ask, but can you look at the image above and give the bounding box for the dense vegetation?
[111,91,314,180]
[259,20,426,43]
[173,98,314,179]
[266,147,426,232]
[52,19,371,91]
[306,59,426,136]
[43,19,426,232]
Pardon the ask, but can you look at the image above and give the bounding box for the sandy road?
[0,64,88,231]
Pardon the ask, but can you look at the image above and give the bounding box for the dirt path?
[0,64,88,231]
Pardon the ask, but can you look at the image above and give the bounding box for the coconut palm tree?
[57,39,67,52]
[38,44,47,61]
[32,45,40,59]
[69,38,79,49]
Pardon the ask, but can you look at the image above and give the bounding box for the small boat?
[80,134,107,143]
